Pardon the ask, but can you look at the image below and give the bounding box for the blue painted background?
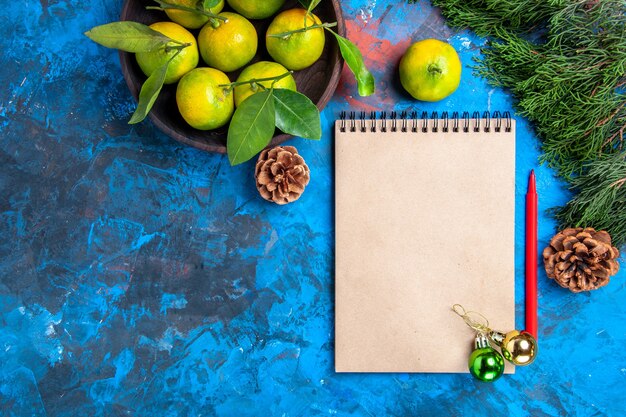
[1,1,625,416]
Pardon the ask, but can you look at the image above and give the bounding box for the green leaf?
[202,0,220,10]
[128,60,169,124]
[85,21,172,53]
[307,0,322,12]
[328,31,376,97]
[298,0,319,10]
[227,90,276,166]
[273,89,321,139]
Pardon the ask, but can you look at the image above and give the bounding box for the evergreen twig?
[554,152,626,247]
[431,0,626,245]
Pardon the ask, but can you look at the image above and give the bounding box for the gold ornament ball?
[500,330,537,366]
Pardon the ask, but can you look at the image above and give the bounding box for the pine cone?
[543,227,620,292]
[255,146,310,205]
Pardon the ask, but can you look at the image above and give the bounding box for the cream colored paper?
[335,118,516,373]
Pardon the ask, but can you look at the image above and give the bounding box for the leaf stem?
[268,22,337,39]
[147,0,227,22]
[164,42,192,53]
[219,71,294,90]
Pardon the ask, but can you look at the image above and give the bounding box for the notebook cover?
[334,118,516,373]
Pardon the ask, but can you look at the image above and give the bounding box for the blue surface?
[1,1,625,416]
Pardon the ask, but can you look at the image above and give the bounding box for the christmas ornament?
[453,304,538,375]
[468,333,505,382]
[489,330,537,366]
[543,227,620,292]
[255,146,310,205]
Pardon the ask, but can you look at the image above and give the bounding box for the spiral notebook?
[335,111,516,373]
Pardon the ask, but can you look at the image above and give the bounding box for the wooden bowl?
[119,0,344,153]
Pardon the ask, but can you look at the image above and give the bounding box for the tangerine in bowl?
[118,0,345,153]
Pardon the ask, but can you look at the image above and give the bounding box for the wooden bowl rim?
[118,0,345,154]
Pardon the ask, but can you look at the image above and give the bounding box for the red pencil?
[525,170,538,338]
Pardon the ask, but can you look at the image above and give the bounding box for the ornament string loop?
[452,304,492,333]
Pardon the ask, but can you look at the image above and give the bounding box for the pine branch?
[431,0,565,38]
[435,0,626,177]
[553,152,626,247]
[431,0,626,244]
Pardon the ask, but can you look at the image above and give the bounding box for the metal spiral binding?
[452,111,459,132]
[483,111,491,132]
[431,111,439,132]
[493,111,501,132]
[411,111,418,132]
[360,111,367,132]
[421,111,428,132]
[472,111,481,132]
[503,111,512,132]
[339,111,512,133]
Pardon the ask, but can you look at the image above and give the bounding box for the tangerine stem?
[268,22,337,39]
[147,0,227,22]
[219,71,294,90]
[164,42,191,53]
[162,37,188,47]
[427,64,443,75]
